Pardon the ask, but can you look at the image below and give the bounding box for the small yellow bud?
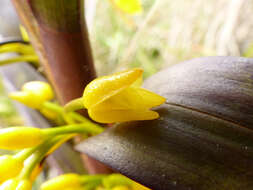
[0,155,23,183]
[0,127,44,150]
[0,179,31,190]
[41,174,81,190]
[9,81,54,109]
[82,68,166,123]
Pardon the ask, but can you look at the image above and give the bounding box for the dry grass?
[87,0,253,78]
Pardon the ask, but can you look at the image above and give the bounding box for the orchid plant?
[0,0,163,190]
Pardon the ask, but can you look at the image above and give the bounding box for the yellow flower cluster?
[0,124,103,190]
[10,69,165,124]
[2,69,165,190]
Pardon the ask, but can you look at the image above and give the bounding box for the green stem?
[64,97,84,112]
[14,148,37,162]
[42,101,101,128]
[43,123,104,136]
[18,137,61,179]
[42,101,62,113]
[80,174,106,185]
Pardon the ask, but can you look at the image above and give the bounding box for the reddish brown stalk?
[11,0,111,174]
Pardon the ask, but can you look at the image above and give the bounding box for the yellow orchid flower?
[41,174,81,190]
[0,179,31,190]
[0,155,23,183]
[9,81,54,109]
[79,68,165,123]
[0,127,44,150]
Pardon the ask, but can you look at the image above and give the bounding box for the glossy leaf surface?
[76,56,253,190]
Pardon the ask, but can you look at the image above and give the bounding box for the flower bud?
[0,155,23,183]
[0,127,44,150]
[82,68,166,123]
[41,174,81,190]
[9,81,54,109]
[83,68,143,109]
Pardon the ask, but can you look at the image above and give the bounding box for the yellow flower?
[41,174,81,190]
[0,127,44,150]
[0,179,31,190]
[9,81,54,109]
[0,155,23,183]
[82,68,166,123]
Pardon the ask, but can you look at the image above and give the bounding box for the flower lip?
[83,68,143,109]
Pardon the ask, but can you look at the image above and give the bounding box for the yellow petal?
[113,0,143,14]
[41,174,81,190]
[83,68,143,109]
[0,127,44,150]
[0,155,23,183]
[92,87,166,111]
[88,109,159,123]
[9,91,35,108]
